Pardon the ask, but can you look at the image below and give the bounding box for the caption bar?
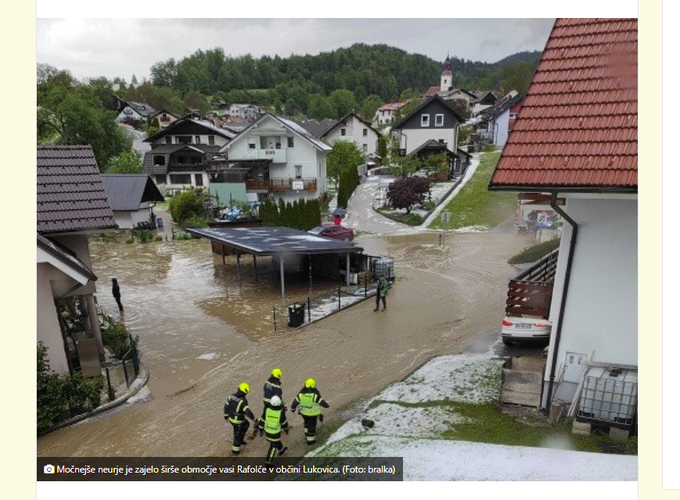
[38,457,403,481]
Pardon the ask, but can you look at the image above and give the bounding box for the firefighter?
[224,382,255,455]
[263,395,289,465]
[257,368,284,432]
[291,378,329,445]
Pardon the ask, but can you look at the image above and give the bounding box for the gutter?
[544,192,578,413]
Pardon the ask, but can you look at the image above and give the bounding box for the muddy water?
[37,229,533,458]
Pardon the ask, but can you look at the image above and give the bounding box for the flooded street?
[37,227,534,458]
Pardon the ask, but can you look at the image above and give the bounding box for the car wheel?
[502,338,513,346]
[344,237,349,242]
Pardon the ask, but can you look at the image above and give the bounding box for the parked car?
[308,223,355,242]
[501,317,552,345]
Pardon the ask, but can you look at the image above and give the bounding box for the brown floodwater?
[37,228,533,458]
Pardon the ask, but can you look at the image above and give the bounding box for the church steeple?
[440,54,453,92]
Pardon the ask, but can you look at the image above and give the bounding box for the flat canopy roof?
[187,226,363,256]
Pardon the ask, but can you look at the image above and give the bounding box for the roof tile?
[490,18,637,191]
[37,145,118,233]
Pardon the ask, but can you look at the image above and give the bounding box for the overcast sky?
[36,19,557,83]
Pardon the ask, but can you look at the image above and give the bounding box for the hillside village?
[36,19,637,483]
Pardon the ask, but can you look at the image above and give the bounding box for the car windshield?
[309,226,324,233]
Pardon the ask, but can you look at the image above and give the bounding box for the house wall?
[543,196,638,406]
[325,117,379,156]
[227,116,328,199]
[37,264,70,375]
[209,183,249,205]
[113,209,152,230]
[494,108,511,147]
[51,235,97,296]
[395,128,456,155]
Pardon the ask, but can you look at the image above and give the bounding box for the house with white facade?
[321,113,382,156]
[115,100,157,125]
[391,94,468,176]
[478,92,524,147]
[216,113,331,203]
[373,101,410,126]
[101,174,165,229]
[37,145,118,376]
[143,116,236,192]
[489,19,638,422]
[228,103,265,121]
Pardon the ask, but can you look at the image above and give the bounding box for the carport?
[187,226,364,297]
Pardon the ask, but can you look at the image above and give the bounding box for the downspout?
[544,192,579,413]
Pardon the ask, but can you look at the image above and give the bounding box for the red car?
[308,223,355,242]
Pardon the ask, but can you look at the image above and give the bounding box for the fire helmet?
[271,368,283,379]
[305,378,316,389]
[270,395,282,407]
[239,382,251,394]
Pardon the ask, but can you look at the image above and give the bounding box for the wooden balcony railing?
[505,249,559,318]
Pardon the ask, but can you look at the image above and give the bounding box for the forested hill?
[493,50,542,67]
[148,43,540,103]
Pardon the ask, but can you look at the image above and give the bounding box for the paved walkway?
[344,153,482,235]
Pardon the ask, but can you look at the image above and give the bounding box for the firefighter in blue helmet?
[263,395,289,465]
[291,378,329,445]
[224,382,255,455]
[257,368,284,433]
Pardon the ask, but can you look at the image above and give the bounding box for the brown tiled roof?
[37,145,118,234]
[489,18,638,192]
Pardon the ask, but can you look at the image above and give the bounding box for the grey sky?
[36,19,556,83]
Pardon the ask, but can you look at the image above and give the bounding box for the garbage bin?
[157,218,164,229]
[287,302,306,327]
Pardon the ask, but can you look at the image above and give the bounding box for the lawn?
[508,238,561,265]
[428,150,516,230]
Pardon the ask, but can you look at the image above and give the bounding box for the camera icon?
[44,464,55,474]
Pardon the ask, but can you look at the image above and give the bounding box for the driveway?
[343,153,482,235]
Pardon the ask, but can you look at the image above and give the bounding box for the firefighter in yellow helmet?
[257,368,284,433]
[290,378,329,445]
[224,382,255,455]
[263,395,289,465]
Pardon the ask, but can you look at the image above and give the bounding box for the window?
[165,136,172,145]
[295,165,302,179]
[209,136,215,145]
[363,128,368,137]
[169,174,191,184]
[341,128,347,136]
[153,155,165,166]
[195,136,201,144]
[177,136,192,144]
[435,114,444,127]
[421,115,430,127]
[362,144,368,152]
[248,142,256,149]
[288,137,294,148]
[275,142,281,149]
[194,174,203,186]
[155,175,166,184]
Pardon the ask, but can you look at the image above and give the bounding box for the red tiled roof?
[490,18,637,191]
[425,86,440,97]
[378,101,408,111]
[37,145,118,234]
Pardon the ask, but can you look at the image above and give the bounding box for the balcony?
[255,148,287,163]
[246,177,317,193]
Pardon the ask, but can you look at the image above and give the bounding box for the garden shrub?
[37,342,105,434]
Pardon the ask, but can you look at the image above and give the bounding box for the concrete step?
[501,368,543,408]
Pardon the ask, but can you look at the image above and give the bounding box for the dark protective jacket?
[112,281,121,299]
[263,375,282,405]
[224,390,255,424]
[263,405,289,441]
[291,387,329,417]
